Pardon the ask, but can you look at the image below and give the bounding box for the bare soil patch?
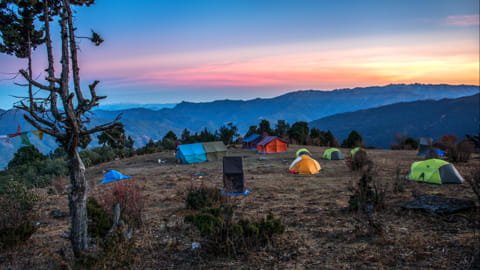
[1,145,479,269]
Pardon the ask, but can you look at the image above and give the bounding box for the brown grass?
[0,146,479,269]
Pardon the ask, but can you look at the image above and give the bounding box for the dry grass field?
[1,145,479,269]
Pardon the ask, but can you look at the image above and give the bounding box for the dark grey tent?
[417,137,433,156]
[222,156,248,195]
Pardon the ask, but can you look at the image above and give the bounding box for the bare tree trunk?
[68,147,88,256]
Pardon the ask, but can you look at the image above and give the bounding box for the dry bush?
[447,140,475,163]
[464,165,480,204]
[348,172,385,213]
[98,179,146,228]
[346,150,373,171]
[392,166,407,193]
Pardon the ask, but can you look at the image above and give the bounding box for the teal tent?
[176,143,207,164]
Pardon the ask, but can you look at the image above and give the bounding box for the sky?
[0,0,479,109]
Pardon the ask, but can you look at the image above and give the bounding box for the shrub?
[185,206,285,256]
[446,140,475,163]
[346,150,372,171]
[0,181,39,249]
[185,185,222,210]
[98,179,145,228]
[465,166,480,204]
[348,173,385,213]
[7,145,47,170]
[87,197,113,239]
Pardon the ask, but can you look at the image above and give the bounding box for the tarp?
[408,159,464,184]
[257,136,287,154]
[288,154,321,175]
[401,194,475,214]
[101,170,131,184]
[323,148,345,160]
[202,141,227,161]
[242,134,262,149]
[176,143,207,164]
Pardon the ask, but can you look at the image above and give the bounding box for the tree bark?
[68,147,88,256]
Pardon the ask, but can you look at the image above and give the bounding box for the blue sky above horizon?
[0,0,479,109]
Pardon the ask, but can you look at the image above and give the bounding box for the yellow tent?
[288,154,321,175]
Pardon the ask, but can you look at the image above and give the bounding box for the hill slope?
[310,94,480,148]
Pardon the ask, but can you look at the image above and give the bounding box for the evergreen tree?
[342,130,363,148]
[244,125,258,138]
[258,119,273,135]
[288,121,309,145]
[274,120,290,138]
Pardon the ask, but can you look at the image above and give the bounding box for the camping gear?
[288,153,321,175]
[417,137,433,156]
[408,159,464,184]
[257,136,287,154]
[401,194,475,214]
[222,156,249,195]
[202,141,227,161]
[242,134,262,149]
[176,143,207,164]
[323,148,345,160]
[101,169,131,184]
[296,148,311,157]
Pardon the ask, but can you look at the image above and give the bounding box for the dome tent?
[288,149,321,175]
[408,159,464,184]
[296,148,312,157]
[323,148,344,160]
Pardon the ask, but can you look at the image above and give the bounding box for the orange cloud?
[87,34,479,90]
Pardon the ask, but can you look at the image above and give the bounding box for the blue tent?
[101,169,131,184]
[176,143,208,164]
[242,134,262,149]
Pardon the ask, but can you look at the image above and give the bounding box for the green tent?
[202,141,227,161]
[323,148,345,160]
[350,147,363,157]
[296,148,311,158]
[408,159,464,184]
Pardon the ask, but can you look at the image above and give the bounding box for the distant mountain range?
[0,83,478,168]
[310,94,480,148]
[94,103,177,111]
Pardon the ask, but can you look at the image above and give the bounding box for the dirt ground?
[1,145,479,269]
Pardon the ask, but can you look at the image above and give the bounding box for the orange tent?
[288,154,321,175]
[257,136,287,154]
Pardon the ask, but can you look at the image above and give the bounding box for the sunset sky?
[0,0,479,109]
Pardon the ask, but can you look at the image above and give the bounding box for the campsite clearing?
[1,145,479,269]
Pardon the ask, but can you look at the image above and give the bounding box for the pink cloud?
[445,15,480,26]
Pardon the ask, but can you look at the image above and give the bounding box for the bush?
[465,166,480,204]
[0,181,39,249]
[446,140,475,163]
[185,185,222,210]
[80,147,117,167]
[7,145,47,170]
[98,179,145,228]
[87,197,113,239]
[185,206,285,256]
[346,150,372,171]
[348,173,385,213]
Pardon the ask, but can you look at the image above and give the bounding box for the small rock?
[51,209,69,219]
